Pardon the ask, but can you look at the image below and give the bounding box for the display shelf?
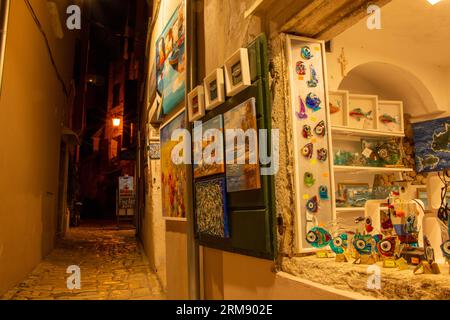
[331,126,405,138]
[334,165,413,174]
[336,206,388,213]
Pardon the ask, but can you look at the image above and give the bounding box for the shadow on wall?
[338,62,440,118]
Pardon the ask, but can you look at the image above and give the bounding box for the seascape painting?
[224,98,261,193]
[412,116,450,173]
[195,177,229,238]
[156,2,186,116]
[160,111,188,219]
[193,115,225,178]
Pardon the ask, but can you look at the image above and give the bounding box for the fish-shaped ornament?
[296,61,306,75]
[301,46,313,60]
[353,234,374,255]
[319,185,329,200]
[314,120,326,137]
[304,172,315,187]
[372,234,384,253]
[306,93,322,112]
[306,196,319,213]
[377,236,397,257]
[306,227,331,248]
[441,239,450,260]
[330,233,348,255]
[296,97,308,120]
[317,148,328,162]
[307,65,319,88]
[329,102,341,114]
[379,114,398,125]
[349,108,373,121]
[302,125,312,139]
[302,143,314,159]
[431,123,450,153]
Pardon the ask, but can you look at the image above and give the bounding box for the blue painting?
[412,116,450,173]
[156,2,186,116]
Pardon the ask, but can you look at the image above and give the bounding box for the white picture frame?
[187,85,206,122]
[204,68,226,110]
[328,90,349,127]
[224,48,251,97]
[348,94,378,130]
[377,100,404,134]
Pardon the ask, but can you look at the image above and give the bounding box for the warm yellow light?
[112,118,121,127]
[427,0,441,5]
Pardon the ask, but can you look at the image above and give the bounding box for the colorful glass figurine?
[296,97,308,120]
[306,196,319,213]
[304,172,315,187]
[301,46,313,60]
[302,143,314,159]
[306,93,321,112]
[379,114,398,125]
[329,102,340,114]
[372,234,384,253]
[314,120,326,137]
[306,227,331,248]
[365,217,374,233]
[349,108,373,121]
[330,233,348,255]
[441,240,450,260]
[353,234,374,255]
[296,61,306,75]
[319,185,329,200]
[317,148,328,162]
[406,215,418,234]
[377,236,397,257]
[380,210,394,234]
[307,64,319,88]
[302,125,312,139]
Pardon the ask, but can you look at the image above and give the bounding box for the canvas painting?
[160,111,188,219]
[193,115,225,178]
[412,116,450,173]
[224,98,261,192]
[195,177,229,238]
[156,2,186,116]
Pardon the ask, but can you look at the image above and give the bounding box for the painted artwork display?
[224,98,261,193]
[156,2,186,116]
[412,116,450,173]
[188,85,205,122]
[224,48,251,97]
[195,177,229,238]
[160,111,188,220]
[193,115,225,178]
[204,68,226,110]
[348,94,377,130]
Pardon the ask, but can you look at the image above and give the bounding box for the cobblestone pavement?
[1,225,165,300]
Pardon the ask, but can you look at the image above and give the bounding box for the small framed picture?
[224,48,251,97]
[147,124,160,141]
[188,85,206,122]
[204,68,225,110]
[148,142,161,160]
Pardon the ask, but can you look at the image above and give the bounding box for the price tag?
[316,251,328,258]
[362,147,373,158]
[383,259,396,268]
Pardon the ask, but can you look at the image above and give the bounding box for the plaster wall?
[0,0,76,295]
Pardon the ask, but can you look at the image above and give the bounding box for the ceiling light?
[427,0,442,5]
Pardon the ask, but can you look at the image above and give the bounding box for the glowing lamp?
[427,0,441,5]
[112,118,121,127]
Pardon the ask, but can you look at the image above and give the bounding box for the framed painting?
[193,115,225,178]
[224,48,251,97]
[160,110,188,220]
[155,2,186,116]
[188,85,205,122]
[204,68,226,110]
[195,177,230,238]
[224,97,261,192]
[148,142,161,160]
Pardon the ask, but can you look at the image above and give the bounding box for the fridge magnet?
[304,172,315,187]
[306,227,331,248]
[306,93,322,112]
[302,143,314,159]
[195,177,230,238]
[188,85,205,122]
[329,102,340,114]
[317,148,328,162]
[314,120,326,137]
[306,196,319,213]
[224,48,251,97]
[319,185,329,200]
[204,68,226,110]
[296,61,306,75]
[296,96,308,120]
[302,124,312,139]
[301,46,313,60]
[307,65,319,88]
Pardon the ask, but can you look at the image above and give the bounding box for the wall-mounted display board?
[286,35,336,253]
[193,34,277,260]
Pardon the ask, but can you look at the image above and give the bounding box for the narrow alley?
[1,223,164,300]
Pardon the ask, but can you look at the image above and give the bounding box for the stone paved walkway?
[0,225,165,300]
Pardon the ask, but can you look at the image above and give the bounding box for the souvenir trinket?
[307,64,319,88]
[441,240,450,260]
[365,217,374,233]
[306,227,331,248]
[349,108,372,121]
[330,233,348,255]
[377,236,397,257]
[306,93,321,112]
[314,120,326,137]
[306,196,319,213]
[353,233,374,256]
[302,125,312,139]
[317,148,328,162]
[296,97,308,120]
[304,172,315,187]
[301,46,313,60]
[379,114,398,125]
[302,143,314,159]
[319,185,329,200]
[329,102,340,114]
[296,61,306,76]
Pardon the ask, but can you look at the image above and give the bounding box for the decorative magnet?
[304,172,315,187]
[365,217,374,233]
[319,185,329,200]
[314,120,326,137]
[301,143,314,159]
[306,93,321,112]
[296,96,308,120]
[306,196,319,213]
[317,148,328,162]
[301,46,313,60]
[307,64,319,88]
[296,61,306,75]
[330,233,348,255]
[302,125,312,139]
